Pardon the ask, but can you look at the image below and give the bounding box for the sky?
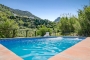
[0,0,89,21]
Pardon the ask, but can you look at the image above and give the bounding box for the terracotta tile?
[61,49,90,59]
[0,44,23,60]
[49,37,90,60]
[49,54,71,60]
[72,46,90,52]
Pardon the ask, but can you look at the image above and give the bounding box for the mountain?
[54,17,60,22]
[0,4,40,19]
[0,4,55,29]
[11,9,41,19]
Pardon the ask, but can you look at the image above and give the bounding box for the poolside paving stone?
[49,37,90,60]
[0,44,23,60]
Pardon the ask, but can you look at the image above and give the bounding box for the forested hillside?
[0,4,55,29]
[0,4,90,38]
[0,4,56,38]
[0,4,40,19]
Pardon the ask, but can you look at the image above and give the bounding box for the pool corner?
[48,37,90,60]
[0,44,23,60]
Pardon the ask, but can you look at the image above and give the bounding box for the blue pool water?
[0,37,85,60]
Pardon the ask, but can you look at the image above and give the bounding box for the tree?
[58,16,81,35]
[0,15,19,38]
[78,6,90,36]
[37,26,52,36]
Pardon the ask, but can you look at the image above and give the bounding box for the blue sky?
[0,0,89,21]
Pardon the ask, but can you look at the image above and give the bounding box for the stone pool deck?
[0,44,22,60]
[49,37,90,60]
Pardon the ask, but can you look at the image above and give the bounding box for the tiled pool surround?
[0,44,22,60]
[0,37,88,60]
[49,37,90,60]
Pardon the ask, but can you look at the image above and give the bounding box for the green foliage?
[0,4,55,29]
[56,6,90,36]
[0,4,56,38]
[78,6,90,36]
[0,4,12,15]
[0,3,90,37]
[0,20,18,29]
[37,26,52,36]
[0,11,19,38]
[0,20,19,38]
[58,16,81,35]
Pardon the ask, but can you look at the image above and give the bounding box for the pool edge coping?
[0,44,23,60]
[48,37,90,60]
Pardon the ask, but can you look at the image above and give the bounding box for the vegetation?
[57,6,90,36]
[0,12,19,38]
[58,16,81,35]
[0,4,56,38]
[37,26,53,36]
[0,4,55,29]
[78,6,90,36]
[0,4,90,38]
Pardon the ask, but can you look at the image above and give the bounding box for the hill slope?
[0,4,55,29]
[0,4,40,19]
[54,17,60,22]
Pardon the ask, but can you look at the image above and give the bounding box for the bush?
[37,27,52,36]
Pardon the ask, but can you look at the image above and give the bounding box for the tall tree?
[78,6,90,36]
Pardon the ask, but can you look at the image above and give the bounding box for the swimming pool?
[0,37,85,60]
